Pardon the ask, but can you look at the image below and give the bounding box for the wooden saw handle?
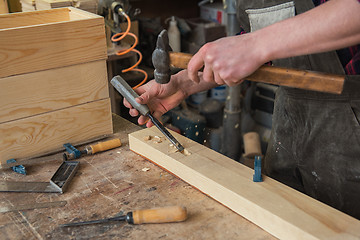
[168,52,345,94]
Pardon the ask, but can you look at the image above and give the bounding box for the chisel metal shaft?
[110,75,184,152]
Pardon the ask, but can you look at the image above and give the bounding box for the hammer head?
[152,29,171,84]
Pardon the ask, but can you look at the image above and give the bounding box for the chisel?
[64,138,122,160]
[60,206,187,227]
[110,75,185,152]
[0,138,122,169]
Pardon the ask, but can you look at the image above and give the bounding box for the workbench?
[0,114,274,239]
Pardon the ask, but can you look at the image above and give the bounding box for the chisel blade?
[147,113,185,152]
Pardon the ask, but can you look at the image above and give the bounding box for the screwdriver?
[60,206,187,227]
[110,75,184,152]
[64,138,122,160]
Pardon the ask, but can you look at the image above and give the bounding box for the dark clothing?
[237,0,360,219]
[265,79,360,219]
[312,0,360,75]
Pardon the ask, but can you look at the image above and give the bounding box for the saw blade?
[0,181,60,193]
[0,201,67,213]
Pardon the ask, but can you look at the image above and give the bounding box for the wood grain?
[0,60,108,123]
[247,65,344,94]
[0,7,107,78]
[0,0,8,14]
[129,127,360,240]
[169,52,344,94]
[0,98,113,163]
[0,116,275,239]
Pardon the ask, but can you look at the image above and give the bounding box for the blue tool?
[253,156,263,182]
[7,159,27,175]
[63,143,82,160]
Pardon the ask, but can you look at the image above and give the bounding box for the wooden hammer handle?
[168,52,344,94]
[169,52,193,69]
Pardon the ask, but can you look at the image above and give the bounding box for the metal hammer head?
[152,29,172,84]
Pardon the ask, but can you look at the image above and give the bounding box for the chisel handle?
[110,75,150,116]
[88,139,122,154]
[131,206,187,224]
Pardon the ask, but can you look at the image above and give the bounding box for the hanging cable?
[111,10,148,90]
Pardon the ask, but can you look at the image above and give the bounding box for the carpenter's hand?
[188,33,266,86]
[123,70,189,128]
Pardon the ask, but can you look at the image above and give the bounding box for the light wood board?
[129,127,360,240]
[0,7,106,78]
[0,98,112,163]
[0,60,108,123]
[0,0,8,13]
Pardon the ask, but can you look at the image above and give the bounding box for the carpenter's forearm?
[256,0,360,63]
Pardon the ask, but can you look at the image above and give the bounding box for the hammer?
[151,30,345,94]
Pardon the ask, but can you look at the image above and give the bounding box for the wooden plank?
[129,127,360,240]
[0,7,107,78]
[0,0,9,13]
[0,8,70,29]
[35,0,72,11]
[0,98,113,163]
[0,60,108,123]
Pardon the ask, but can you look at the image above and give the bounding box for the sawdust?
[143,135,152,141]
[182,149,191,156]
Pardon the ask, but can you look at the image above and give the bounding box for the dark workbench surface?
[0,115,275,239]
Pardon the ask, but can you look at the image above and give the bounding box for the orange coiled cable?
[111,12,148,90]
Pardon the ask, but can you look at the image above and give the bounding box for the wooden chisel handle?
[131,206,187,224]
[87,138,122,154]
[168,52,345,94]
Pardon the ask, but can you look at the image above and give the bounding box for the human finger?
[202,64,214,83]
[214,72,225,85]
[187,48,206,83]
[129,108,139,117]
[123,98,133,109]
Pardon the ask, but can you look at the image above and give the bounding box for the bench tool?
[1,138,122,169]
[0,201,67,213]
[152,29,345,94]
[61,206,187,227]
[63,138,122,160]
[0,161,79,193]
[110,75,185,152]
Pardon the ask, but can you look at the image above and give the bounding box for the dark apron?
[237,0,360,219]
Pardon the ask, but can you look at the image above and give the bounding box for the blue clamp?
[7,159,27,175]
[253,156,263,182]
[63,143,82,160]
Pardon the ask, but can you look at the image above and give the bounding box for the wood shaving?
[153,136,162,143]
[168,144,179,153]
[182,149,191,156]
[142,167,150,172]
[143,135,152,141]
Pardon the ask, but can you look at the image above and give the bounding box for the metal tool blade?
[0,161,79,193]
[0,181,60,193]
[61,215,126,227]
[0,201,67,213]
[147,113,185,152]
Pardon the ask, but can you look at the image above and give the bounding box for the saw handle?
[88,139,122,154]
[168,52,344,94]
[129,206,187,224]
